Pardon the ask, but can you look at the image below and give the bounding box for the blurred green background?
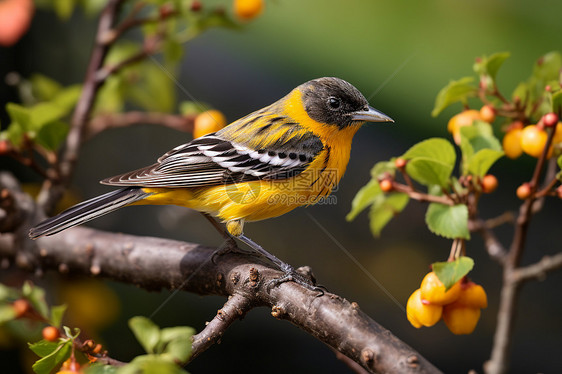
[1,0,562,372]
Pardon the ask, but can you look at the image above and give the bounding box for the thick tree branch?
[0,173,441,374]
[0,226,441,374]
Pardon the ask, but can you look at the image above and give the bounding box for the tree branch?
[0,226,441,374]
[511,252,562,283]
[0,172,441,374]
[38,0,126,213]
[86,111,195,140]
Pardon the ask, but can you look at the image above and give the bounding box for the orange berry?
[516,183,532,200]
[190,0,202,11]
[394,158,407,169]
[42,326,60,342]
[233,0,264,21]
[479,105,496,123]
[92,344,102,354]
[0,139,11,154]
[406,289,443,328]
[0,0,34,47]
[447,110,481,144]
[379,179,393,192]
[442,303,481,335]
[502,128,523,159]
[521,125,548,158]
[542,113,559,128]
[193,110,227,138]
[13,299,30,318]
[58,358,82,373]
[481,174,498,193]
[420,272,461,305]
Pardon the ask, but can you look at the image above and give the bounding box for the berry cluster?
[407,272,487,335]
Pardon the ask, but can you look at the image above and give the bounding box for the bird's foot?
[267,264,327,296]
[211,238,252,264]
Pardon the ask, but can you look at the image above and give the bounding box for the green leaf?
[31,340,71,374]
[460,121,501,151]
[52,85,82,111]
[0,305,16,324]
[369,192,409,237]
[6,103,31,131]
[467,149,504,177]
[63,326,81,340]
[179,101,203,116]
[402,138,456,187]
[28,340,60,358]
[125,63,175,112]
[0,284,19,300]
[129,317,160,354]
[431,77,477,117]
[94,76,125,115]
[53,0,76,20]
[35,120,69,151]
[22,281,49,320]
[459,121,502,174]
[30,74,62,101]
[552,90,562,115]
[370,159,397,179]
[159,326,195,363]
[85,362,120,374]
[163,39,184,66]
[346,179,381,221]
[473,52,511,80]
[533,51,562,82]
[558,155,562,170]
[432,257,474,290]
[117,355,188,374]
[425,203,470,239]
[50,304,67,328]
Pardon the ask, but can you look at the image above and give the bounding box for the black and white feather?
[101,132,324,188]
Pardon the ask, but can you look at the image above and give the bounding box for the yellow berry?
[406,289,443,328]
[193,110,227,139]
[502,128,523,159]
[521,125,548,158]
[233,0,264,21]
[456,282,488,309]
[447,110,481,145]
[420,271,461,305]
[442,303,481,335]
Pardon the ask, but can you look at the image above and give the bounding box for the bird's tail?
[29,187,151,239]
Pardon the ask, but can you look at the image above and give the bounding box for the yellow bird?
[29,77,393,289]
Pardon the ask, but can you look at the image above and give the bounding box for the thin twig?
[38,0,126,213]
[392,183,456,206]
[86,112,195,139]
[511,252,562,283]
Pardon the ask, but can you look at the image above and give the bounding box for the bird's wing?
[101,121,324,188]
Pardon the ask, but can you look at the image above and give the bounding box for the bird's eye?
[327,97,341,110]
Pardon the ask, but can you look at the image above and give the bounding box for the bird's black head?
[299,77,393,128]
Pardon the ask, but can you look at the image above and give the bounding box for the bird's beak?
[351,106,394,123]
